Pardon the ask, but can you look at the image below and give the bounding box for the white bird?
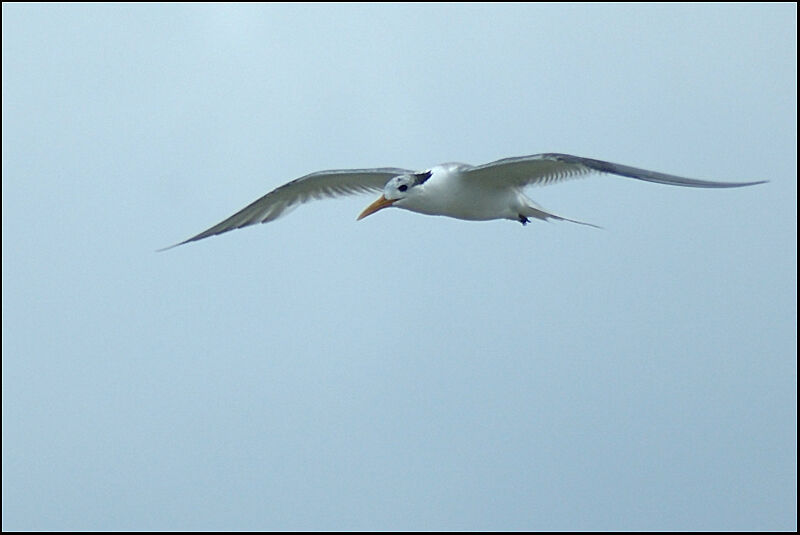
[162,153,765,249]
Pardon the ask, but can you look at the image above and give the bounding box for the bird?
[161,152,766,250]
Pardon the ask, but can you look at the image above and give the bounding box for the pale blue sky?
[2,3,796,531]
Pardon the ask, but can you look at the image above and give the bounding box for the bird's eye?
[398,185,408,192]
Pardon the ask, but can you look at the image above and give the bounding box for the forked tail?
[520,201,602,229]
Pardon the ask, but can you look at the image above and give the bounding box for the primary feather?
[161,167,410,250]
[465,153,767,188]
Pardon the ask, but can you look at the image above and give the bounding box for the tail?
[520,200,602,229]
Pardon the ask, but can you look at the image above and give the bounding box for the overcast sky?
[2,3,796,531]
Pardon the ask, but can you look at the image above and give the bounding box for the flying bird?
[161,153,765,250]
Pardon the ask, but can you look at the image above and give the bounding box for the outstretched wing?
[464,153,767,189]
[163,167,410,249]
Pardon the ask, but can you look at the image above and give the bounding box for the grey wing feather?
[162,167,409,249]
[465,153,767,188]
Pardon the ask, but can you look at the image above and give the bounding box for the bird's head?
[357,170,432,220]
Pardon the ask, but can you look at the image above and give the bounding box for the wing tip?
[156,240,188,252]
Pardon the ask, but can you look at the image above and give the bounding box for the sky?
[2,3,796,531]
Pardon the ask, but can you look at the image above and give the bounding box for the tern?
[162,152,765,249]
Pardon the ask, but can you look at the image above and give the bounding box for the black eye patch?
[413,170,432,186]
[398,184,408,192]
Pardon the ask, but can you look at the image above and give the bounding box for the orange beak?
[357,195,396,220]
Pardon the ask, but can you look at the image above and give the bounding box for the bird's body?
[394,163,514,221]
[162,153,765,249]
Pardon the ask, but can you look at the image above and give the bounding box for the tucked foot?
[518,215,530,225]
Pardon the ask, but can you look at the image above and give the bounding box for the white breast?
[397,163,522,221]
